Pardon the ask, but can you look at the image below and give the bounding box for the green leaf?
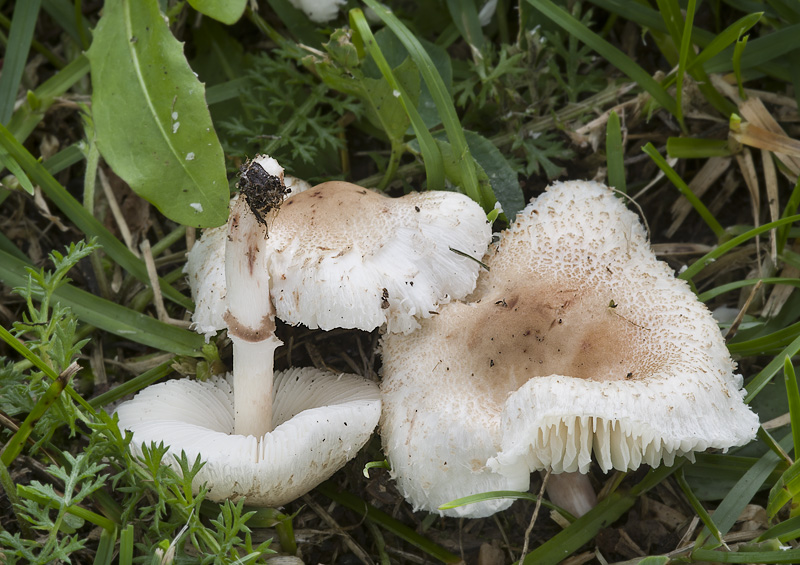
[768,457,800,518]
[446,0,485,55]
[187,0,247,25]
[605,110,625,193]
[643,142,724,238]
[361,1,490,210]
[0,0,42,124]
[0,249,204,356]
[666,137,732,159]
[86,0,229,228]
[463,130,524,218]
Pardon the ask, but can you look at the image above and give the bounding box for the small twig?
[520,469,551,562]
[98,168,138,256]
[140,239,191,328]
[302,495,375,565]
[724,280,762,342]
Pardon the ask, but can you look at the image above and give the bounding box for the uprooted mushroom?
[117,154,492,505]
[380,179,760,518]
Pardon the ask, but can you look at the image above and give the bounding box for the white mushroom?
[117,157,381,504]
[380,180,760,518]
[116,367,380,505]
[186,177,492,336]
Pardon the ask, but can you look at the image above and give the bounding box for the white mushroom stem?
[544,472,597,518]
[224,195,282,437]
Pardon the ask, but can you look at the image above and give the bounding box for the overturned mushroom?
[116,367,380,505]
[380,180,759,518]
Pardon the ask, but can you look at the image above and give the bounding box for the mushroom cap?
[380,180,759,517]
[186,182,491,336]
[266,181,491,334]
[185,174,311,340]
[115,367,381,506]
[288,0,346,23]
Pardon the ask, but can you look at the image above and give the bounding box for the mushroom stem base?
[544,471,597,518]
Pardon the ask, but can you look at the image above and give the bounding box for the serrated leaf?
[187,0,247,25]
[86,0,229,228]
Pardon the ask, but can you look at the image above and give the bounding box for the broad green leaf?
[187,0,247,25]
[87,0,229,228]
[463,131,522,218]
[362,58,420,142]
[362,28,453,130]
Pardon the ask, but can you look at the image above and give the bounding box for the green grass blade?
[688,12,762,72]
[605,110,625,193]
[362,0,491,210]
[666,137,732,158]
[675,0,697,129]
[694,433,791,548]
[349,9,445,192]
[705,23,800,74]
[778,175,800,254]
[316,480,462,564]
[767,457,800,517]
[0,0,42,124]
[522,465,679,564]
[93,526,118,565]
[692,547,800,563]
[0,151,35,194]
[7,55,90,142]
[785,357,800,458]
[89,361,175,409]
[675,466,723,544]
[527,0,678,119]
[44,143,85,175]
[746,333,800,402]
[679,215,800,282]
[0,122,193,311]
[439,490,568,516]
[42,0,92,47]
[119,524,135,565]
[757,514,800,543]
[446,0,485,54]
[643,143,724,238]
[733,34,749,100]
[727,321,800,356]
[698,278,800,303]
[0,249,204,356]
[0,360,69,465]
